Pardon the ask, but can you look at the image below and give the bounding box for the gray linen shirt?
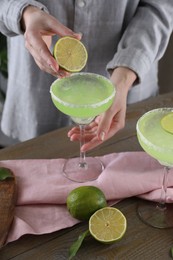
[0,0,173,141]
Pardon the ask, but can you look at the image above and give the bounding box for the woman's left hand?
[68,67,137,152]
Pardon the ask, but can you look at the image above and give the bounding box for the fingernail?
[73,32,83,39]
[100,131,105,141]
[58,72,65,78]
[49,64,58,73]
[78,32,83,37]
[81,147,85,152]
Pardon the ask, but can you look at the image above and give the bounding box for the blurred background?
[0,32,173,147]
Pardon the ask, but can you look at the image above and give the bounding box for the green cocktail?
[50,73,116,182]
[136,108,173,228]
[50,73,115,124]
[137,108,173,167]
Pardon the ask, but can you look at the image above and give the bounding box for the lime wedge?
[53,36,88,72]
[89,207,127,244]
[161,112,173,134]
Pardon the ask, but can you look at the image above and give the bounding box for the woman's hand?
[68,67,137,152]
[21,6,81,77]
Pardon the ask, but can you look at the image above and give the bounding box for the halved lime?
[89,207,127,243]
[161,112,173,134]
[53,36,88,72]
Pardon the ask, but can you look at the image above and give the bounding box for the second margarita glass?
[136,108,173,228]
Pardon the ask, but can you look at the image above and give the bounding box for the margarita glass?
[136,108,173,228]
[50,73,115,182]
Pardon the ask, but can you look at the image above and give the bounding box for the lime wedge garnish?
[0,167,14,181]
[161,112,173,134]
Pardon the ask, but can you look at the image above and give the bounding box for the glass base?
[63,157,104,182]
[137,200,173,228]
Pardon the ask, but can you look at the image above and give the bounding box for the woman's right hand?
[21,6,81,77]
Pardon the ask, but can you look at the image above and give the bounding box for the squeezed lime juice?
[137,108,173,166]
[50,73,115,123]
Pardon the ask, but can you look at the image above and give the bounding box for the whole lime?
[66,186,107,221]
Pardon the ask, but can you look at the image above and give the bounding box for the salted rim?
[136,108,173,155]
[50,73,116,109]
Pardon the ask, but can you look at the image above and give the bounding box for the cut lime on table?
[161,112,173,134]
[89,207,127,243]
[53,36,88,72]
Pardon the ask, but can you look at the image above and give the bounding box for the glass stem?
[78,124,88,169]
[157,166,170,210]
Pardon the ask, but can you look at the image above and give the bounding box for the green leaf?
[171,246,173,258]
[68,229,90,259]
[0,167,14,181]
[0,33,8,78]
[0,50,8,78]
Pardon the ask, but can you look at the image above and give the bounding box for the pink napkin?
[1,151,173,244]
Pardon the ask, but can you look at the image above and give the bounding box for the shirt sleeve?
[106,0,173,83]
[0,0,49,36]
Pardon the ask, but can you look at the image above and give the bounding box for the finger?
[25,39,67,76]
[27,51,58,76]
[94,115,102,124]
[69,128,97,140]
[57,69,71,78]
[81,137,103,152]
[68,125,98,138]
[25,32,59,72]
[69,132,96,142]
[85,121,98,130]
[68,126,97,136]
[67,127,80,137]
[49,18,82,40]
[29,55,58,76]
[96,109,115,141]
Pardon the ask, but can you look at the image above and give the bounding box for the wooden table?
[0,92,173,260]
